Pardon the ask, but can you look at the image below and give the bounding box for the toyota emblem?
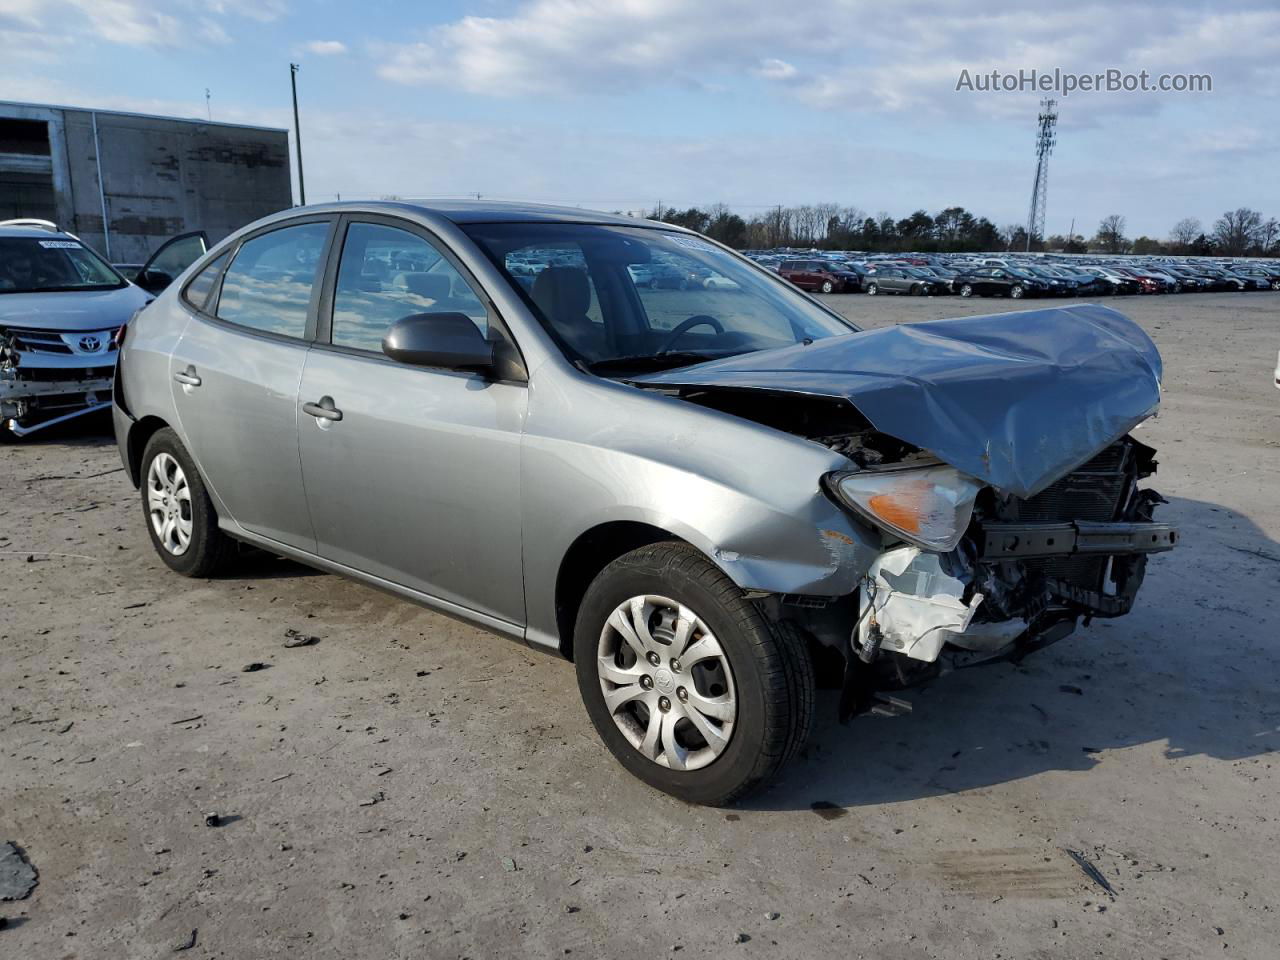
[78,335,101,352]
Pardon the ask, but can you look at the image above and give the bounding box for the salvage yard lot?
[2,292,1278,959]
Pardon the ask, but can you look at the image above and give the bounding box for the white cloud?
[0,0,285,50]
[757,58,796,81]
[375,0,1280,121]
[305,40,347,56]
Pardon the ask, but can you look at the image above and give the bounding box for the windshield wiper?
[587,351,721,374]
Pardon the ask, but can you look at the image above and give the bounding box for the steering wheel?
[657,315,724,354]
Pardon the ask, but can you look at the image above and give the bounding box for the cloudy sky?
[2,0,1277,237]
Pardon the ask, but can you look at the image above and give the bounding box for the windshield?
[0,236,125,293]
[463,223,856,372]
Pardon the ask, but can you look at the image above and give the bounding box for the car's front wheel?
[959,283,974,297]
[574,542,814,806]
[866,282,878,295]
[140,428,236,577]
[1010,284,1025,299]
[820,279,834,293]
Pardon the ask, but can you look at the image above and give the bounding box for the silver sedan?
[113,201,1176,804]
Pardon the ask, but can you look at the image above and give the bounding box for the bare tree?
[812,203,840,244]
[1095,215,1128,253]
[1000,223,1026,251]
[1212,208,1264,256]
[1261,218,1280,255]
[1168,217,1201,252]
[793,205,822,246]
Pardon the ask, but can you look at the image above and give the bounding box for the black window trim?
[179,248,231,314]
[311,213,529,384]
[178,214,338,347]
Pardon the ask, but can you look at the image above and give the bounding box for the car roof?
[0,225,78,240]
[293,199,657,228]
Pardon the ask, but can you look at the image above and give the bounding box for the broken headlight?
[827,464,983,551]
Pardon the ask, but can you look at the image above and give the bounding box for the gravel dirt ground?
[2,291,1278,959]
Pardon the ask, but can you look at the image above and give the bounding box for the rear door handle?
[173,366,201,387]
[302,396,343,422]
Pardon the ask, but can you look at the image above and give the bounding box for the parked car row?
[750,248,1280,299]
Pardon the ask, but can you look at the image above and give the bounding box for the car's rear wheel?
[910,284,923,296]
[574,542,814,806]
[866,282,878,295]
[960,283,973,297]
[1010,284,1025,299]
[820,279,834,293]
[140,428,235,577]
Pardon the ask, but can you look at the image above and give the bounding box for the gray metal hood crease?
[630,303,1163,498]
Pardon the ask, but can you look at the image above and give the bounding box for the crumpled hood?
[630,303,1163,498]
[0,285,151,332]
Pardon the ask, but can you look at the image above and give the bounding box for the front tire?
[574,542,815,806]
[959,283,974,297]
[866,282,878,296]
[1010,284,1025,299]
[140,428,235,577]
[820,280,834,294]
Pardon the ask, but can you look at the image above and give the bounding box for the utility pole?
[205,88,211,121]
[1025,98,1058,252]
[290,63,306,206]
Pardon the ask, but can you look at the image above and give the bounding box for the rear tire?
[960,283,973,297]
[574,542,815,806]
[140,428,236,577]
[1010,284,1025,299]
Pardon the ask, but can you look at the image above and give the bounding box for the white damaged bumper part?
[856,546,1026,663]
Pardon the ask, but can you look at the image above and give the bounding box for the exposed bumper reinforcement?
[979,521,1178,559]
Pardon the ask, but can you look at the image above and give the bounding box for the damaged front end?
[797,435,1177,719]
[0,325,118,437]
[629,304,1177,719]
[852,436,1174,665]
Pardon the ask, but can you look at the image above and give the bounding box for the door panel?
[168,218,332,552]
[297,350,527,625]
[136,231,208,293]
[171,316,314,550]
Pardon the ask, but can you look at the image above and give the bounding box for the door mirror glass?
[382,312,494,371]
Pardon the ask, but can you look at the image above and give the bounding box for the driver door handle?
[302,396,343,422]
[173,366,201,387]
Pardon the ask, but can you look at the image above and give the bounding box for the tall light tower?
[1025,98,1057,252]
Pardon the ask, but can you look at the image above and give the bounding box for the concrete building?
[0,101,292,263]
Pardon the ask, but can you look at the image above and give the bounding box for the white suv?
[0,223,204,438]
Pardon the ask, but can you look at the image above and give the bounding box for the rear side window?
[182,252,228,312]
[216,222,329,338]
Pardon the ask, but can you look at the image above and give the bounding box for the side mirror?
[135,268,174,293]
[382,313,494,372]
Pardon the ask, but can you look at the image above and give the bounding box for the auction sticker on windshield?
[38,240,81,249]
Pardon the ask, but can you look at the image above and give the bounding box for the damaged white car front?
[0,224,204,438]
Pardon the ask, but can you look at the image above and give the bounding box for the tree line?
[642,203,1280,257]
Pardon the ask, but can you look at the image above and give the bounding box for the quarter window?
[182,252,228,312]
[331,222,487,352]
[215,222,329,338]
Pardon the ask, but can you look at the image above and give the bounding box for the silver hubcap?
[597,595,737,771]
[146,452,193,556]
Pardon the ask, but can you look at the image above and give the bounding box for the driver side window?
[331,222,487,352]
